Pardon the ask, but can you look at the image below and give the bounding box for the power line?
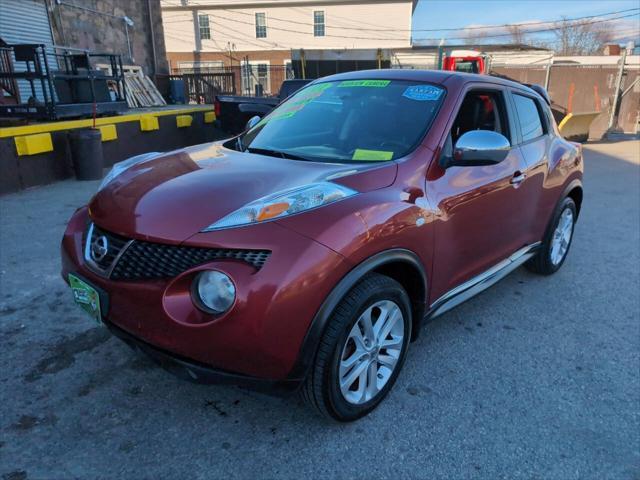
[163,7,639,34]
[162,14,285,49]
[221,6,640,33]
[163,11,639,42]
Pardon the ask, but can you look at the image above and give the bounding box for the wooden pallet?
[96,64,166,108]
[124,72,166,108]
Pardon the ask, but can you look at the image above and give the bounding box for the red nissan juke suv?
[62,70,583,421]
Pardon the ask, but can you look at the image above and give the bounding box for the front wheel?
[526,197,577,275]
[301,273,412,421]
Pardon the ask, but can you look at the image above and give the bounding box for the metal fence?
[170,64,294,98]
[164,61,638,137]
[492,64,639,137]
[167,72,235,103]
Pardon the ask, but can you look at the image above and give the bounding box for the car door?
[427,85,532,300]
[507,90,554,244]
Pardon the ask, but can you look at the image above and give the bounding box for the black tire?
[301,273,412,422]
[526,197,577,275]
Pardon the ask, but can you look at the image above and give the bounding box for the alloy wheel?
[550,208,574,265]
[338,300,405,405]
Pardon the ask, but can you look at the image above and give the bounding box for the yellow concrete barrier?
[176,115,193,128]
[204,111,216,123]
[0,106,214,139]
[14,133,54,156]
[558,112,601,142]
[98,124,117,142]
[139,115,159,132]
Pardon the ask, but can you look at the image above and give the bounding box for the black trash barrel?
[69,128,103,181]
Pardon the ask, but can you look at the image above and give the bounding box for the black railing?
[168,72,236,103]
[0,43,128,120]
[170,64,295,99]
[0,46,20,103]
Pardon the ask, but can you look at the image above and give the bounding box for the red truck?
[442,49,489,74]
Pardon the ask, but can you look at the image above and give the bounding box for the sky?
[411,0,640,45]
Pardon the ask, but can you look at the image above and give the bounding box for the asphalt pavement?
[0,140,638,480]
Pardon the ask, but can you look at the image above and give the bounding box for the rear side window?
[513,94,544,142]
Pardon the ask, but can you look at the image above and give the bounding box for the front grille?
[111,241,270,280]
[85,223,131,274]
[85,223,270,280]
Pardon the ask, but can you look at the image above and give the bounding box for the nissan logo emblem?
[91,235,109,262]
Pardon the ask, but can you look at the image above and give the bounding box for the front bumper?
[105,318,300,393]
[61,207,350,381]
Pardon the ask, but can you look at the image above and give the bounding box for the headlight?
[98,151,161,191]
[203,182,357,231]
[193,271,236,314]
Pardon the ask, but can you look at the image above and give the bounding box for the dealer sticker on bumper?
[69,274,102,324]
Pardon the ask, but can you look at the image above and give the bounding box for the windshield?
[240,79,445,163]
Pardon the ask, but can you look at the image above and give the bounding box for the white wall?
[161,1,413,52]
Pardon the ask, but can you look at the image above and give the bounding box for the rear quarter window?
[513,93,545,142]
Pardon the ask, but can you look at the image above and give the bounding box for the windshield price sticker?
[338,80,391,88]
[352,149,394,161]
[304,83,333,94]
[291,83,333,104]
[402,85,443,101]
[271,111,298,121]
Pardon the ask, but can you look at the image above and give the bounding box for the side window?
[450,90,509,144]
[513,94,544,142]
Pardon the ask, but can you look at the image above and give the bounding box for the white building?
[161,0,415,93]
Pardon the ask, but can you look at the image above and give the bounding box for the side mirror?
[245,115,261,131]
[446,130,510,167]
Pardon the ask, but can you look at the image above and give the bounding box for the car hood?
[89,143,397,243]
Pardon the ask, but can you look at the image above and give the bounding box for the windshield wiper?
[246,147,310,161]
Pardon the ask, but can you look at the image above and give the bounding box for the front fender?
[287,248,427,381]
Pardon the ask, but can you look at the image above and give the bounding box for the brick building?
[0,0,169,81]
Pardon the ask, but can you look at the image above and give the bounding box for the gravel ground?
[0,140,638,480]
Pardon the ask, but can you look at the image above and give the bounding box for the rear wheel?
[526,197,577,275]
[301,273,412,421]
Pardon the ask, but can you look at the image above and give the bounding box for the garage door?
[0,0,55,102]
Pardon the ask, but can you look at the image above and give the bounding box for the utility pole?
[544,55,553,90]
[608,49,627,133]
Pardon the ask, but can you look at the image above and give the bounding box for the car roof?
[314,69,540,96]
[317,68,454,84]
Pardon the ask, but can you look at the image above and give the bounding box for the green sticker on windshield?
[303,83,333,94]
[271,111,297,121]
[352,149,394,161]
[338,80,390,88]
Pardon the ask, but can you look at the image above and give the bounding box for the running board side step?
[425,242,541,320]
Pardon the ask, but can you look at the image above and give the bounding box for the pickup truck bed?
[216,79,311,135]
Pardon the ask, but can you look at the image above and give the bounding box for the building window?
[241,61,270,95]
[284,60,294,79]
[313,11,325,37]
[198,14,211,40]
[178,61,224,73]
[255,12,267,38]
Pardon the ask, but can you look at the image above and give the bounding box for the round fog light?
[194,271,236,314]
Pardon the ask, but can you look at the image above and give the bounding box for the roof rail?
[525,84,551,105]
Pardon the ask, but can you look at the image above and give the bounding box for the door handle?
[510,172,527,186]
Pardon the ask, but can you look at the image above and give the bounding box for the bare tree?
[553,17,614,55]
[462,28,489,46]
[508,25,527,45]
